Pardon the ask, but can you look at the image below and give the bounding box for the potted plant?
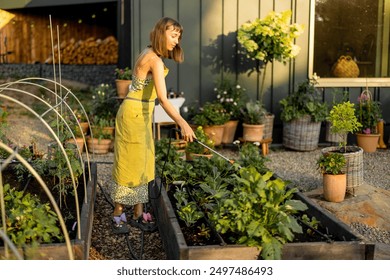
[240,100,266,142]
[279,79,328,151]
[237,10,304,142]
[322,101,363,191]
[114,67,132,99]
[355,89,382,153]
[213,78,247,144]
[191,102,230,146]
[317,152,347,202]
[185,126,214,161]
[325,89,349,143]
[87,117,114,154]
[90,83,119,123]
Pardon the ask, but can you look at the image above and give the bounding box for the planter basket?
[325,121,346,143]
[283,115,321,151]
[321,146,364,190]
[263,114,275,141]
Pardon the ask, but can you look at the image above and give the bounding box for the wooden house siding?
[129,0,389,140]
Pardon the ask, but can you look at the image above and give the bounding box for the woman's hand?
[179,122,196,142]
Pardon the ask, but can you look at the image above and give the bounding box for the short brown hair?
[150,17,184,63]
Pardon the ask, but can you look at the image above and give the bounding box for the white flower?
[182,106,188,113]
[253,142,260,146]
[233,140,240,145]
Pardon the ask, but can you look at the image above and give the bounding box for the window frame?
[308,0,390,87]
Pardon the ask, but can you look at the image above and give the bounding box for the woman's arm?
[151,59,195,142]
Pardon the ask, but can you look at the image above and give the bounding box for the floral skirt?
[109,181,149,206]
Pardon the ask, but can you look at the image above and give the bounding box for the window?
[309,0,390,86]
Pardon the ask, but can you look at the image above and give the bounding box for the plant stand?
[151,181,374,260]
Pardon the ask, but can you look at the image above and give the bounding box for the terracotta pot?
[222,120,239,144]
[356,133,380,153]
[203,124,225,146]
[323,173,347,202]
[103,126,115,136]
[242,123,265,142]
[66,137,85,153]
[86,138,112,154]
[115,79,132,99]
[79,122,89,135]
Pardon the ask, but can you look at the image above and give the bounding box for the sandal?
[129,212,157,232]
[111,213,129,234]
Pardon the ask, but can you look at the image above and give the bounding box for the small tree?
[327,101,362,152]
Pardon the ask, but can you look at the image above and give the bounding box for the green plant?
[209,168,308,260]
[280,79,328,122]
[213,78,247,120]
[155,138,309,260]
[234,140,269,174]
[237,10,304,104]
[356,90,382,134]
[173,186,204,227]
[317,152,346,175]
[185,126,214,155]
[1,183,63,249]
[90,83,119,121]
[240,100,266,124]
[90,116,114,141]
[115,67,132,80]
[327,101,362,151]
[191,102,230,126]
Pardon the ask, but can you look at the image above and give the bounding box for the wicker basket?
[263,113,275,141]
[325,121,346,143]
[332,55,360,78]
[283,115,321,151]
[321,146,363,190]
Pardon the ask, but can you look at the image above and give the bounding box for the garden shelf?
[151,182,375,260]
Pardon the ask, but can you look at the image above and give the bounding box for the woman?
[110,17,195,234]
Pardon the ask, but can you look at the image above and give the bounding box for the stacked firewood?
[45,36,118,65]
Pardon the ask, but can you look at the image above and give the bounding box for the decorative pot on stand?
[242,123,265,142]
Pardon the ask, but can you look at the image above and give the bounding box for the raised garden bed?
[0,161,97,260]
[151,181,375,260]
